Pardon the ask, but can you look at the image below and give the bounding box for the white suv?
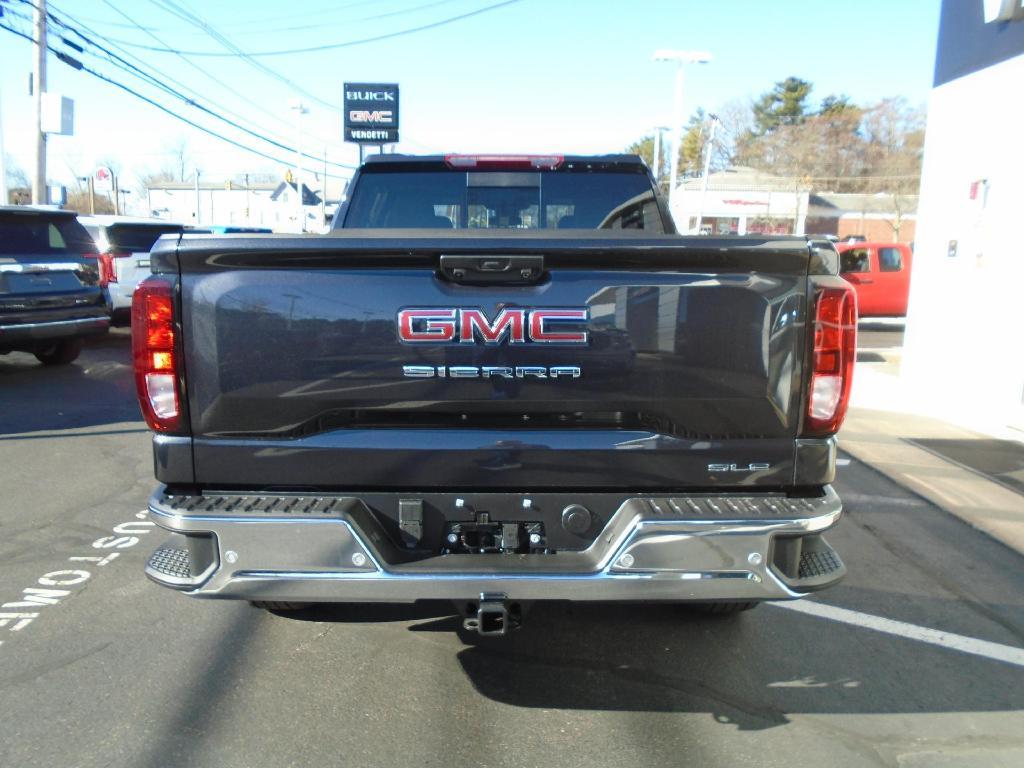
[79,216,187,324]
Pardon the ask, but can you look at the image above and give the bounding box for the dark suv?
[0,207,109,366]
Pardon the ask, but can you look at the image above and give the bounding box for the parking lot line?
[772,599,1024,668]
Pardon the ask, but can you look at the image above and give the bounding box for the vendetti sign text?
[344,82,399,143]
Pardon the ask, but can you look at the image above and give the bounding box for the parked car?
[837,241,913,317]
[140,154,855,634]
[0,206,109,365]
[79,216,187,324]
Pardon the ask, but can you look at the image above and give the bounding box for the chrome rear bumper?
[145,486,844,603]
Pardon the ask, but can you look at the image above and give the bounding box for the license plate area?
[443,512,548,554]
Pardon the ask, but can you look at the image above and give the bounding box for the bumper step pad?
[799,549,843,579]
[147,545,192,580]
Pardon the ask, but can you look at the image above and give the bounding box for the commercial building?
[670,166,809,235]
[145,178,328,232]
[901,0,1024,434]
[669,167,917,242]
[806,193,917,244]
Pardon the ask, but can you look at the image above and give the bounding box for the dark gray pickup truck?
[139,155,856,634]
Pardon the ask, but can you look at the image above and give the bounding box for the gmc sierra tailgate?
[162,231,812,490]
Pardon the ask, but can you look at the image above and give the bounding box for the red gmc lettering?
[399,308,588,344]
[529,310,589,343]
[459,309,526,344]
[399,309,457,342]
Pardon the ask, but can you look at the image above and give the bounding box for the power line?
[62,0,380,30]
[103,0,523,57]
[0,20,351,179]
[229,0,404,28]
[29,0,344,149]
[13,0,354,170]
[144,0,338,110]
[232,0,466,36]
[96,0,342,139]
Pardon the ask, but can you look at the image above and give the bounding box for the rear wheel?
[249,600,312,611]
[687,602,760,615]
[34,339,83,366]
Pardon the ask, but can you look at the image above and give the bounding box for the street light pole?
[651,128,661,188]
[653,49,712,218]
[668,64,684,210]
[32,0,48,204]
[695,113,720,235]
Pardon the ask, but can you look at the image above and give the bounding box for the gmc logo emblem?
[398,308,589,344]
[348,110,394,123]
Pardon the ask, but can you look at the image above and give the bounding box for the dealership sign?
[344,82,399,143]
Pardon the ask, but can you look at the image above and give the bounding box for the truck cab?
[838,241,913,317]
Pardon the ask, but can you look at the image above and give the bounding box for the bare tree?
[4,154,29,190]
[165,137,190,182]
[713,98,755,168]
[135,137,193,199]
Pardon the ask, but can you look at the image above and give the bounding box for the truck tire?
[688,601,759,615]
[249,601,312,611]
[34,339,84,366]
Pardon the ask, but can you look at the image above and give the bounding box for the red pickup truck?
[837,241,913,317]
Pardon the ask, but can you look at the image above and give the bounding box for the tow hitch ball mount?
[461,593,522,636]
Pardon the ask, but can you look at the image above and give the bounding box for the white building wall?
[145,187,321,231]
[901,53,1024,432]
[670,188,808,235]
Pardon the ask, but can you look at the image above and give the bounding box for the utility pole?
[695,114,720,235]
[88,174,95,214]
[321,147,327,232]
[194,169,201,225]
[32,0,48,204]
[289,100,308,233]
[0,85,8,205]
[113,173,120,215]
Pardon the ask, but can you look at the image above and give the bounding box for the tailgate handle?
[439,254,545,285]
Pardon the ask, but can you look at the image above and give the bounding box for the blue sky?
[0,0,942,194]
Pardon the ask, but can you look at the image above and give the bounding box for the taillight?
[804,283,857,436]
[131,276,182,433]
[444,154,563,170]
[97,251,130,287]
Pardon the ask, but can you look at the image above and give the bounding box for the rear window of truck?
[0,212,96,256]
[344,170,665,231]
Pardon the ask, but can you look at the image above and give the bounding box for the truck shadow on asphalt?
[282,599,1024,731]
[0,332,143,434]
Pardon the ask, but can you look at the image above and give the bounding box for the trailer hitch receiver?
[462,593,520,636]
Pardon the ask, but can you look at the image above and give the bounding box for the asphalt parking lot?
[2,330,1023,768]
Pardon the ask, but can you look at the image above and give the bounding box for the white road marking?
[837,493,926,508]
[836,459,851,466]
[772,600,1024,669]
[0,511,152,646]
